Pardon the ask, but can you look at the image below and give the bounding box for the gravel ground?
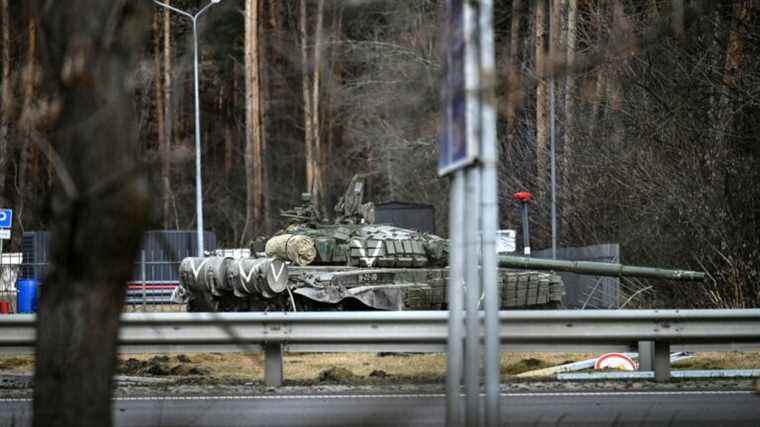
[1,373,757,400]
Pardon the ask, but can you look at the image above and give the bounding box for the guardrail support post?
[265,343,283,387]
[141,251,147,311]
[654,341,670,382]
[638,340,654,371]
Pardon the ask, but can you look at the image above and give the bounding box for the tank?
[176,175,704,312]
[498,256,705,281]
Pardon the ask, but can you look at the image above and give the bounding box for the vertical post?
[265,343,284,387]
[478,0,500,425]
[192,18,205,256]
[513,193,532,257]
[141,251,147,311]
[654,341,671,382]
[521,203,530,256]
[549,83,557,259]
[464,168,481,427]
[463,2,481,425]
[446,171,465,427]
[638,340,654,371]
[549,3,557,260]
[0,239,4,309]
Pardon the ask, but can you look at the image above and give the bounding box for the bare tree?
[162,1,174,228]
[300,0,327,214]
[561,0,578,234]
[31,1,150,426]
[505,0,522,143]
[153,9,169,228]
[301,0,314,199]
[242,0,265,245]
[0,0,11,204]
[534,0,548,196]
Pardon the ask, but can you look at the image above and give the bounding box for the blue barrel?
[16,279,39,313]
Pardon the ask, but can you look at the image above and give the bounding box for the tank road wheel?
[187,296,218,313]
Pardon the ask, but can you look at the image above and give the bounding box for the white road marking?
[1,390,753,403]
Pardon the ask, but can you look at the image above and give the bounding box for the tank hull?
[179,260,565,312]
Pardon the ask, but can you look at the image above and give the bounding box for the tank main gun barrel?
[498,255,705,281]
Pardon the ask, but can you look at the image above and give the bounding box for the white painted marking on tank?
[271,262,285,282]
[237,262,255,294]
[190,258,210,280]
[0,390,753,403]
[353,240,382,267]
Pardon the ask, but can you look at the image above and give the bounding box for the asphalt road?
[2,391,758,426]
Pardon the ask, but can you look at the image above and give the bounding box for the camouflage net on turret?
[265,234,317,266]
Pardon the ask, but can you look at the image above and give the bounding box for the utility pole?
[151,0,223,256]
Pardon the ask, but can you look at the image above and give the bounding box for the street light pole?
[152,0,222,256]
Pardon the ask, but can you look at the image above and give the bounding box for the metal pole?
[141,251,147,311]
[478,0,499,425]
[446,171,465,427]
[192,19,205,256]
[152,0,221,257]
[463,2,481,424]
[464,168,481,427]
[521,203,530,256]
[265,343,284,387]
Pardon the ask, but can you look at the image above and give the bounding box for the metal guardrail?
[2,309,760,386]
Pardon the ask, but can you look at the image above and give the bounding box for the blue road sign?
[0,209,12,228]
[438,0,478,176]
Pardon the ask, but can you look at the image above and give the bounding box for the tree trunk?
[0,0,11,204]
[224,70,234,176]
[162,1,174,229]
[534,0,548,195]
[300,0,315,196]
[17,15,37,236]
[153,10,169,229]
[711,1,751,185]
[550,0,562,67]
[242,0,264,245]
[562,0,577,236]
[608,0,628,146]
[505,0,522,144]
[258,0,270,233]
[671,0,684,42]
[311,0,325,215]
[325,5,343,204]
[32,2,150,426]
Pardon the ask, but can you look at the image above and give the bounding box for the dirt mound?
[117,356,207,377]
[504,357,549,375]
[170,365,210,376]
[369,370,388,379]
[318,367,357,383]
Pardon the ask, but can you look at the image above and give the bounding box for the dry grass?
[0,356,34,372]
[123,304,186,313]
[2,351,759,384]
[673,352,760,371]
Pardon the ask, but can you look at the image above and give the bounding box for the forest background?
[0,0,758,309]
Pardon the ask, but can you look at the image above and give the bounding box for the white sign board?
[0,229,10,240]
[496,229,516,254]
